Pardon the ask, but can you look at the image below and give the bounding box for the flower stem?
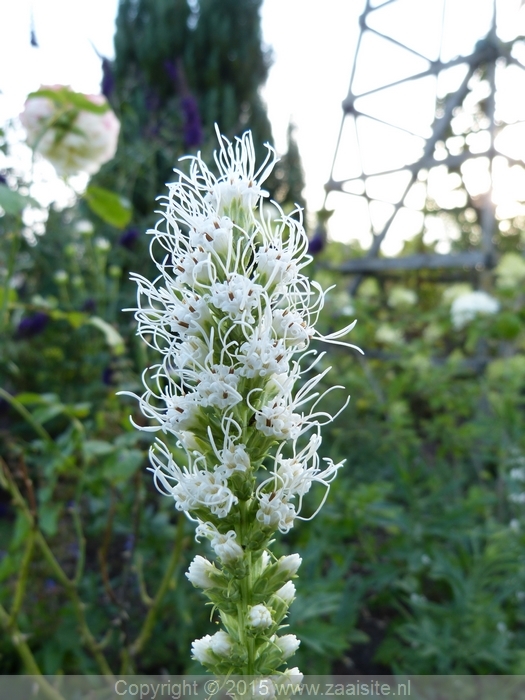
[128,513,186,661]
[0,603,67,700]
[0,388,54,447]
[238,499,255,674]
[0,230,20,336]
[0,458,114,677]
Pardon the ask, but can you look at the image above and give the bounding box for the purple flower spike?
[164,60,179,85]
[102,365,114,386]
[119,227,140,249]
[101,58,115,100]
[82,298,96,313]
[16,312,49,339]
[307,226,326,255]
[181,95,203,148]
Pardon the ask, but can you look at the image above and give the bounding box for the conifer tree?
[95,0,304,220]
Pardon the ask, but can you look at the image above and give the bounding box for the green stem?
[238,500,255,675]
[127,513,186,661]
[0,460,114,677]
[9,528,36,625]
[0,603,66,700]
[71,503,86,585]
[0,230,20,335]
[0,388,54,447]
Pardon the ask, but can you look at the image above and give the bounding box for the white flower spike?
[122,127,361,676]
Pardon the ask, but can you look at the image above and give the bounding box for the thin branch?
[0,458,115,677]
[128,514,187,659]
[0,603,66,700]
[0,388,55,447]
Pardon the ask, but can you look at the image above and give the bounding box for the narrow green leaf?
[27,87,109,115]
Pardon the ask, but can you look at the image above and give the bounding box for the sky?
[0,0,363,233]
[1,0,525,252]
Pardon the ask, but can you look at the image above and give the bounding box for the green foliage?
[0,185,38,216]
[1,3,524,674]
[4,177,525,673]
[84,186,132,229]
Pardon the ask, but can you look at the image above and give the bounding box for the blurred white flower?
[442,283,472,305]
[495,252,525,289]
[20,85,120,176]
[375,324,403,345]
[387,286,417,308]
[450,291,499,329]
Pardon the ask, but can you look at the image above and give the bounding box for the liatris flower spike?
[122,126,362,677]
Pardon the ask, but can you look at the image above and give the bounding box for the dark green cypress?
[95,0,304,221]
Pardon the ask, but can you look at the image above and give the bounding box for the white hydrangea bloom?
[387,286,417,308]
[496,252,525,289]
[450,291,500,329]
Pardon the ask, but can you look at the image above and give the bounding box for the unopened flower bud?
[277,553,302,577]
[275,580,296,604]
[253,679,276,699]
[248,604,272,629]
[275,633,300,659]
[281,668,303,683]
[209,630,233,657]
[186,555,218,589]
[211,531,244,564]
[191,635,214,665]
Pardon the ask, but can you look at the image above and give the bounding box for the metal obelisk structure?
[324,0,525,292]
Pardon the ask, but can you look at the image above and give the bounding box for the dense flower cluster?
[124,127,360,676]
[450,290,499,329]
[20,85,120,176]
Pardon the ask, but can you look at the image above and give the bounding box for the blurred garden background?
[3,0,525,677]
